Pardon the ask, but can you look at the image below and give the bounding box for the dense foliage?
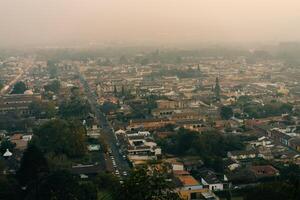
[44,80,61,94]
[17,144,49,187]
[59,97,91,119]
[220,105,233,120]
[235,96,293,119]
[120,167,180,200]
[25,170,96,200]
[29,100,56,118]
[100,101,119,114]
[243,101,293,119]
[32,119,87,158]
[47,60,58,78]
[11,81,27,94]
[0,148,179,200]
[244,180,300,200]
[0,139,16,155]
[158,128,245,172]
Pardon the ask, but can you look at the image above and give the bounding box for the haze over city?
[3,1,300,200]
[1,0,300,47]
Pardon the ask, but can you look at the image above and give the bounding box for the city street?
[79,73,130,179]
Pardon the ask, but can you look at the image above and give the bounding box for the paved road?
[0,66,30,95]
[78,73,130,179]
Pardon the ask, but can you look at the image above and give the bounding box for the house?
[198,169,225,191]
[125,133,162,165]
[268,129,292,146]
[87,144,101,151]
[293,155,300,165]
[0,93,41,115]
[10,133,30,151]
[181,157,204,172]
[115,129,126,135]
[151,108,175,118]
[257,146,274,160]
[176,175,205,199]
[174,171,219,200]
[173,170,190,176]
[86,124,101,138]
[171,112,204,122]
[273,149,298,164]
[223,159,240,171]
[250,165,280,179]
[227,150,257,161]
[128,118,175,130]
[176,119,207,132]
[156,99,182,109]
[170,160,185,171]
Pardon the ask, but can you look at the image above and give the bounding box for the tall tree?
[25,170,96,200]
[17,144,49,187]
[0,175,22,200]
[29,100,56,118]
[121,85,125,95]
[220,105,233,120]
[44,80,61,94]
[47,60,58,78]
[93,172,121,199]
[59,97,91,119]
[214,77,221,101]
[120,167,180,200]
[32,119,87,158]
[113,85,117,94]
[11,81,27,94]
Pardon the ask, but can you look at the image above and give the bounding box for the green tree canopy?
[100,101,119,114]
[93,172,121,199]
[32,119,87,158]
[11,81,27,94]
[158,128,245,172]
[243,101,293,119]
[244,181,300,200]
[120,167,180,200]
[0,175,22,200]
[59,97,91,119]
[47,60,58,78]
[17,144,49,187]
[29,100,56,119]
[25,170,96,200]
[44,80,61,94]
[0,139,15,155]
[220,105,233,120]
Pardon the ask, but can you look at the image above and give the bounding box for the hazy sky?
[1,0,300,47]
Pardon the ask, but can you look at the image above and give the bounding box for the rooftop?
[177,175,200,186]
